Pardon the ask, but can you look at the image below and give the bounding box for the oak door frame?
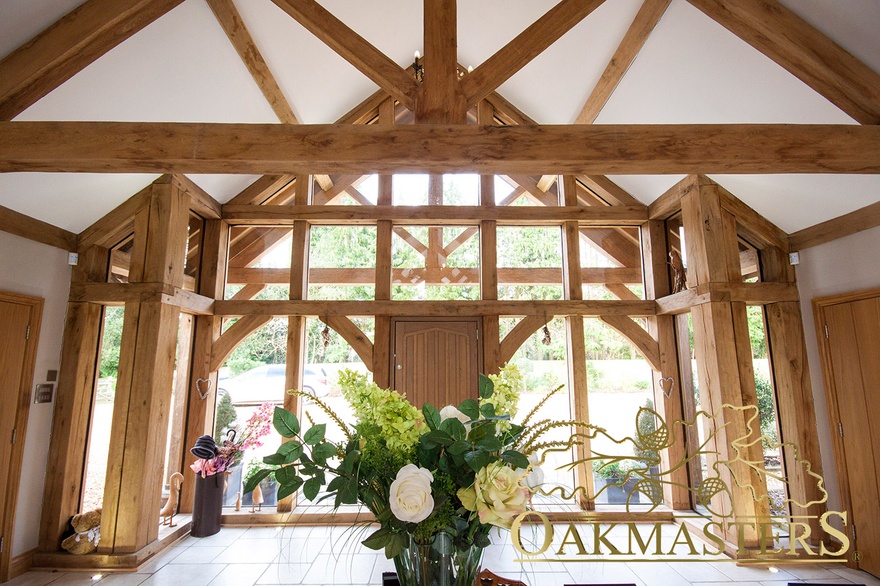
[0,291,43,582]
[812,286,880,569]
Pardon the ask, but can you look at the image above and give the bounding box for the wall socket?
[67,251,79,266]
[789,251,800,265]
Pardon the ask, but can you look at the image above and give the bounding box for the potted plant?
[592,459,641,504]
[242,457,279,507]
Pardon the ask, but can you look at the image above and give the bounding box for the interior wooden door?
[0,296,38,580]
[821,294,880,577]
[392,318,481,409]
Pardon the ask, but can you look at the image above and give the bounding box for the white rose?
[439,405,472,432]
[519,452,544,490]
[389,464,434,523]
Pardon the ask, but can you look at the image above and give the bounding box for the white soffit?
[0,173,160,233]
[186,174,262,204]
[458,0,558,67]
[595,0,857,125]
[0,0,87,59]
[606,175,687,206]
[778,0,880,75]
[13,0,279,123]
[496,0,644,124]
[235,0,381,124]
[709,175,880,234]
[316,0,422,73]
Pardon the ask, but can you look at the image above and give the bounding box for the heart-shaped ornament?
[196,378,213,400]
[659,377,675,399]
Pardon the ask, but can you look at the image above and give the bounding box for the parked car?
[220,364,330,406]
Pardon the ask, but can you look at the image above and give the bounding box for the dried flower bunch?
[190,402,274,478]
[248,365,599,558]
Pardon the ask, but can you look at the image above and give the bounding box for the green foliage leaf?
[385,533,407,559]
[242,468,272,494]
[277,440,303,460]
[448,440,470,456]
[303,477,323,501]
[476,438,502,452]
[464,450,491,473]
[473,531,491,548]
[263,452,296,466]
[501,450,530,469]
[479,373,494,399]
[274,465,300,486]
[468,421,494,442]
[339,476,359,505]
[273,407,300,438]
[312,442,337,464]
[276,476,304,501]
[480,403,496,418]
[423,404,441,431]
[303,424,326,446]
[457,399,479,420]
[362,528,391,551]
[422,429,454,448]
[439,417,466,441]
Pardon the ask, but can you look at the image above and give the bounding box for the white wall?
[794,225,880,515]
[0,231,71,557]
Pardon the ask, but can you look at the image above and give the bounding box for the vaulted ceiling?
[0,0,878,235]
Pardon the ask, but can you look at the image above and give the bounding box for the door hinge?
[0,536,3,553]
[853,525,857,543]
[838,422,844,437]
[10,428,15,445]
[26,325,30,340]
[824,324,829,339]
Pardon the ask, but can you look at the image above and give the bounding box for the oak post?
[560,175,594,508]
[762,246,824,540]
[98,178,190,553]
[279,174,312,513]
[179,218,229,513]
[373,98,394,387]
[640,220,690,509]
[38,246,109,552]
[682,182,769,547]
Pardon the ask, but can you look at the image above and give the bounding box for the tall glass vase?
[392,532,483,586]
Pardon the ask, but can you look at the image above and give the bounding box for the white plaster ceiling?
[0,0,878,235]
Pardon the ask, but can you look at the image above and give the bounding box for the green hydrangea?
[338,369,426,455]
[482,364,524,432]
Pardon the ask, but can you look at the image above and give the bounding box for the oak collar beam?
[2,122,879,175]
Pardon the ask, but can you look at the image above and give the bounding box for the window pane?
[497,226,563,301]
[82,306,124,511]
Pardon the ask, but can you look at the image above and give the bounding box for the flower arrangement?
[191,402,274,478]
[247,364,598,581]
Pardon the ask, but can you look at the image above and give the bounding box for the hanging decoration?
[321,319,332,348]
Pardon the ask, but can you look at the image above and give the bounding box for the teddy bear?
[61,508,101,555]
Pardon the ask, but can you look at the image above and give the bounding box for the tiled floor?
[7,525,879,586]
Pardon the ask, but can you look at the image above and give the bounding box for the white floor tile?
[169,546,226,565]
[207,563,270,586]
[829,566,880,586]
[3,571,66,586]
[668,561,733,582]
[255,562,308,585]
[137,546,187,574]
[140,564,224,586]
[218,539,284,564]
[711,562,795,582]
[93,573,150,586]
[298,554,376,585]
[182,528,247,548]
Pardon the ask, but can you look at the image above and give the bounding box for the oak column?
[38,246,109,552]
[179,217,229,513]
[682,179,769,547]
[279,174,312,513]
[99,177,190,553]
[560,175,594,509]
